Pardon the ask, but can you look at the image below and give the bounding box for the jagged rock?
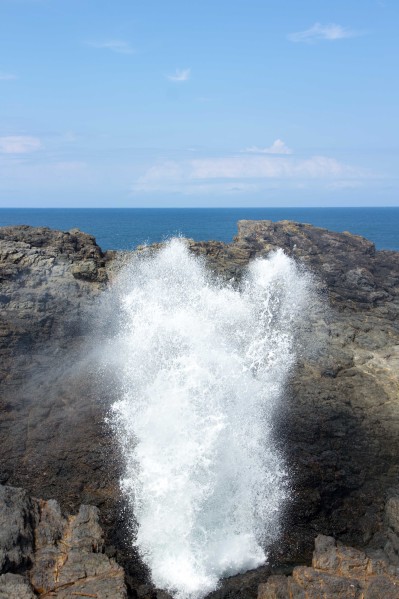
[0,484,127,598]
[187,221,399,563]
[258,535,399,598]
[365,494,399,567]
[0,221,399,595]
[386,497,399,534]
[0,485,38,573]
[0,573,35,598]
[0,224,107,349]
[0,225,116,515]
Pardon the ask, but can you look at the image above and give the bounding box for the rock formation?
[258,534,399,598]
[0,220,398,597]
[214,222,399,564]
[0,227,123,540]
[0,484,127,598]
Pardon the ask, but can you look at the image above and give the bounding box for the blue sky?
[0,0,398,207]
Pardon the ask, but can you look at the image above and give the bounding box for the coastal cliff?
[0,220,398,598]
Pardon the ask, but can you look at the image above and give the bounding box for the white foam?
[109,239,313,599]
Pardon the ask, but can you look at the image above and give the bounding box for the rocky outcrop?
[0,221,398,597]
[0,225,107,352]
[0,226,143,592]
[0,484,127,598]
[0,225,116,510]
[177,220,399,565]
[238,222,399,563]
[258,534,399,598]
[0,484,38,574]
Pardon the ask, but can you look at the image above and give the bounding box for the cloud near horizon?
[0,136,42,154]
[243,139,293,155]
[85,40,135,54]
[131,153,365,195]
[166,68,191,82]
[288,23,363,43]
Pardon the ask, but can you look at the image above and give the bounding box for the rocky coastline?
[0,220,398,598]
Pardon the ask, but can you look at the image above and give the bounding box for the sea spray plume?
[109,239,314,599]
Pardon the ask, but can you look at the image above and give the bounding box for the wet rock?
[258,535,399,598]
[0,221,399,594]
[186,220,399,563]
[0,485,38,573]
[0,225,117,541]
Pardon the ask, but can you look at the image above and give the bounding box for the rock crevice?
[0,484,127,598]
[0,221,398,598]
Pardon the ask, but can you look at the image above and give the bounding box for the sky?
[0,0,398,207]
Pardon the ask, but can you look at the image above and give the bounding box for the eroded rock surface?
[0,221,398,597]
[183,220,399,565]
[258,534,399,598]
[0,484,127,598]
[0,225,118,513]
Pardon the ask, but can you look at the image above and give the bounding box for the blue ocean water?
[0,208,398,251]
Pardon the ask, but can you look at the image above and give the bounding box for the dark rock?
[0,225,118,558]
[185,221,399,565]
[0,221,399,597]
[206,565,293,599]
[0,485,38,573]
[0,484,127,598]
[386,497,399,534]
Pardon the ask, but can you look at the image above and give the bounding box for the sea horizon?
[0,206,398,251]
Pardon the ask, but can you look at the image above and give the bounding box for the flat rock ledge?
[0,484,127,598]
[259,534,399,599]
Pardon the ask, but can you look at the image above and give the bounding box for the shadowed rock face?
[0,225,115,509]
[0,484,127,598]
[224,222,399,561]
[232,221,399,562]
[0,221,398,597]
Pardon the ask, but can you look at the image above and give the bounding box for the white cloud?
[131,153,364,194]
[0,136,42,154]
[86,40,134,54]
[288,23,362,43]
[243,139,293,155]
[0,72,17,81]
[166,68,191,82]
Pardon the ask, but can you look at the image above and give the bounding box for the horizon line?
[0,205,398,210]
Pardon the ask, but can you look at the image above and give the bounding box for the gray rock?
[1,221,399,595]
[386,497,399,534]
[0,484,127,598]
[30,498,127,597]
[0,573,35,599]
[258,535,399,598]
[186,221,399,563]
[0,485,38,573]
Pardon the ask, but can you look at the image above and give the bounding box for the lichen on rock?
[0,484,127,598]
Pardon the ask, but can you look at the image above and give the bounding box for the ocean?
[0,207,398,251]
